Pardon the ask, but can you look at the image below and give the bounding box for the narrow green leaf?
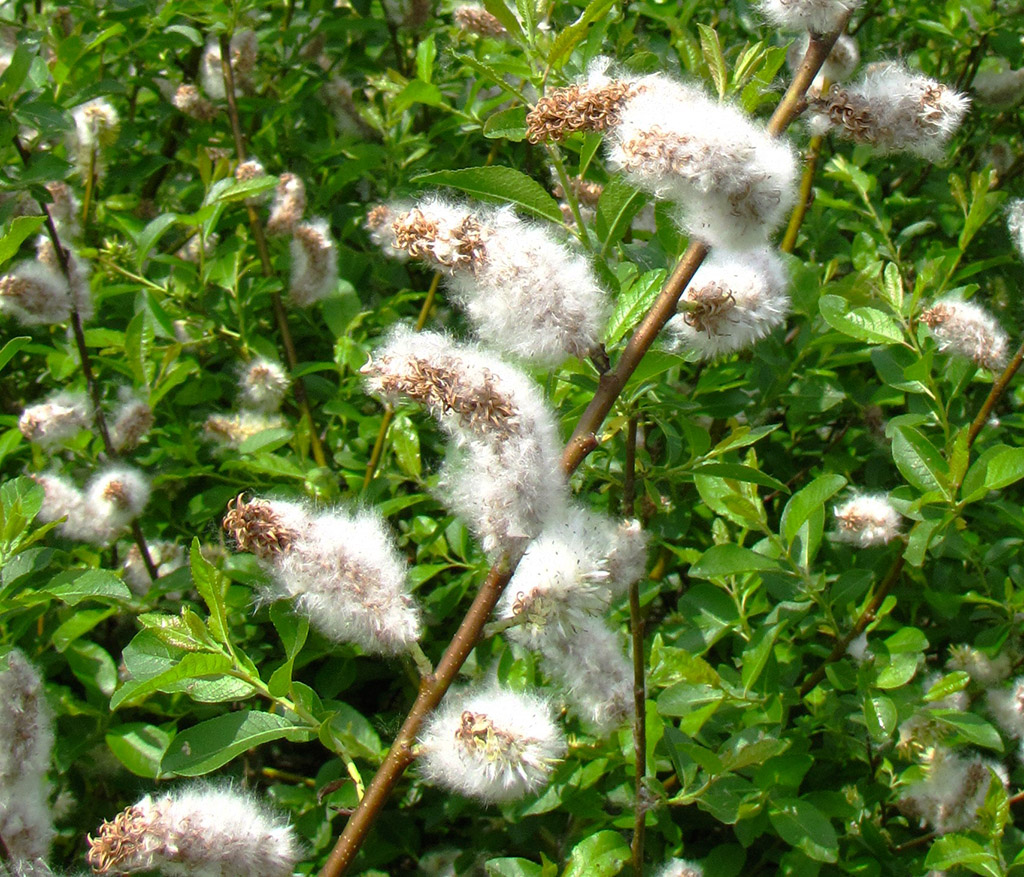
[930,710,1004,752]
[925,835,1002,877]
[820,295,904,344]
[482,106,527,141]
[134,213,178,268]
[781,474,847,545]
[190,538,229,645]
[110,652,234,709]
[0,336,31,375]
[0,215,46,266]
[162,710,313,776]
[595,177,646,252]
[481,0,526,43]
[891,425,948,495]
[604,268,666,346]
[691,463,790,493]
[414,167,562,223]
[106,723,173,779]
[689,544,780,578]
[547,0,617,69]
[697,24,728,99]
[768,797,838,863]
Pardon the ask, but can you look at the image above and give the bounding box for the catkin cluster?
[204,357,290,449]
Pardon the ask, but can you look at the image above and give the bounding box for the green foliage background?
[2,0,1024,874]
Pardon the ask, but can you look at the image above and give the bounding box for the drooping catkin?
[920,297,1008,370]
[0,262,73,326]
[266,173,307,236]
[363,329,567,555]
[18,391,91,448]
[222,496,422,654]
[663,248,790,358]
[35,466,149,547]
[86,784,299,876]
[68,98,119,180]
[0,650,55,863]
[109,389,154,452]
[808,63,969,160]
[528,62,798,249]
[382,197,608,366]
[289,219,338,306]
[417,684,566,803]
[898,747,1007,834]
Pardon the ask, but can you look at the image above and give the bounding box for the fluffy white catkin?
[655,860,704,877]
[920,297,1008,370]
[18,391,90,448]
[833,494,902,546]
[808,63,970,160]
[663,247,790,358]
[0,650,55,863]
[597,65,798,249]
[758,0,861,34]
[289,218,338,306]
[899,748,1007,834]
[384,196,608,367]
[86,785,300,876]
[363,329,567,554]
[222,497,422,654]
[417,685,566,803]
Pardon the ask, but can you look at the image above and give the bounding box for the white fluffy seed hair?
[973,66,1024,108]
[832,493,901,546]
[597,64,798,249]
[364,329,567,554]
[289,218,338,306]
[921,296,1008,371]
[808,63,970,160]
[69,98,119,180]
[417,684,566,803]
[947,645,1012,686]
[0,649,55,862]
[541,615,633,733]
[238,356,290,412]
[255,500,423,654]
[204,411,285,450]
[34,472,112,546]
[899,748,1007,834]
[110,389,154,452]
[86,784,300,877]
[787,33,859,84]
[663,248,790,358]
[986,676,1024,740]
[1008,199,1024,259]
[397,195,609,366]
[654,859,704,877]
[758,0,861,34]
[18,391,90,448]
[498,506,648,650]
[84,465,151,529]
[0,261,72,325]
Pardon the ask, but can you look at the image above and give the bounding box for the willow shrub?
[2,0,1024,875]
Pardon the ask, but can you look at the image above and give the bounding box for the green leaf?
[137,609,219,652]
[689,544,780,578]
[0,215,46,266]
[604,268,666,346]
[125,309,156,386]
[393,79,445,113]
[321,703,383,761]
[42,569,131,606]
[162,710,313,776]
[0,45,33,100]
[741,623,779,692]
[482,106,527,141]
[819,295,904,345]
[982,446,1024,491]
[864,695,897,741]
[691,463,789,493]
[415,34,436,82]
[781,474,846,546]
[237,427,294,454]
[924,671,970,702]
[924,835,1002,877]
[485,859,542,877]
[134,213,179,268]
[930,710,1004,752]
[106,723,173,779]
[0,336,30,375]
[562,830,630,877]
[698,24,728,99]
[768,797,838,863]
[110,652,234,709]
[595,177,646,252]
[547,0,617,69]
[191,538,229,645]
[891,425,949,495]
[481,0,526,42]
[414,167,562,223]
[391,413,422,478]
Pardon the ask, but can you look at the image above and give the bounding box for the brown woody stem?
[318,21,849,876]
[218,34,328,469]
[966,338,1024,451]
[781,131,826,253]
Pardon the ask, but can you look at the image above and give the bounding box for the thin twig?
[12,136,159,582]
[798,555,905,697]
[965,339,1024,450]
[362,273,441,491]
[781,124,827,253]
[218,34,328,469]
[624,416,647,877]
[317,23,850,875]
